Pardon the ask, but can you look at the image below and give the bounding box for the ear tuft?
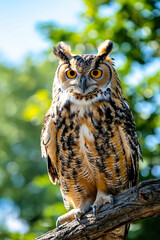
[97,40,113,57]
[53,42,72,62]
[95,40,113,65]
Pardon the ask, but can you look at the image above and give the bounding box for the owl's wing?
[118,98,143,187]
[41,108,58,185]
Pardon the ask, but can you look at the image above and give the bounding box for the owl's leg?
[91,191,114,216]
[56,198,92,228]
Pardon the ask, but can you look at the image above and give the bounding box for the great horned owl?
[41,40,142,239]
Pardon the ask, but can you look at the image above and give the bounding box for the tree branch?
[35,179,160,240]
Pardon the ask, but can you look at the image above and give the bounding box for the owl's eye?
[90,68,102,79]
[66,69,77,79]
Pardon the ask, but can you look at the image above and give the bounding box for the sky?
[0,0,84,64]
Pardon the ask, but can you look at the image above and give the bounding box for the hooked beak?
[80,75,87,93]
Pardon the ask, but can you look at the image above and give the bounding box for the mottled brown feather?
[41,40,142,239]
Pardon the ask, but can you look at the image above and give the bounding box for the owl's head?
[53,40,120,99]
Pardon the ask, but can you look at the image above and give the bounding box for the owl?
[41,40,142,239]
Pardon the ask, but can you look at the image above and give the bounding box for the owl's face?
[53,41,114,96]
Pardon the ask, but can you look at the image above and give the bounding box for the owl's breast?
[79,124,94,149]
[55,99,129,206]
[55,100,97,170]
[55,99,101,156]
[55,99,108,176]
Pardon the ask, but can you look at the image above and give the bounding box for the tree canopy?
[0,0,160,239]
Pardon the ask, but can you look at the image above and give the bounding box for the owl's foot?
[91,193,114,216]
[56,198,92,229]
[56,208,85,229]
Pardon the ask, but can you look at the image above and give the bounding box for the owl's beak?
[80,75,87,93]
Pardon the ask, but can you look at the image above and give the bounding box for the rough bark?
[35,179,160,240]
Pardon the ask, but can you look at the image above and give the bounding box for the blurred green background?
[0,0,160,239]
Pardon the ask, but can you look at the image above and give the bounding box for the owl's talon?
[56,219,60,230]
[92,205,97,216]
[74,213,81,223]
[110,195,114,204]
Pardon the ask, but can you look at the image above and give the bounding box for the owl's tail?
[97,224,130,240]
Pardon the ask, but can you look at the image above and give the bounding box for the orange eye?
[66,69,77,79]
[90,69,102,79]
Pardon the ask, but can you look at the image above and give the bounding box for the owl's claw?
[92,205,97,216]
[110,195,114,204]
[56,219,60,230]
[74,213,81,223]
[55,208,84,229]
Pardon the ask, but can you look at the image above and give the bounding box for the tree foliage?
[0,0,160,239]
